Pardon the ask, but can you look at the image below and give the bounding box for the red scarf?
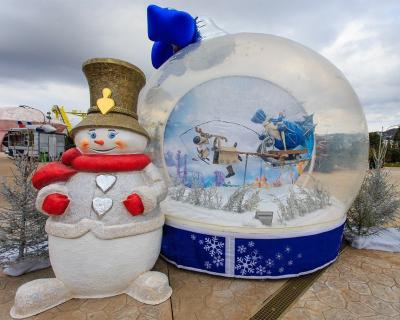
[32,148,151,190]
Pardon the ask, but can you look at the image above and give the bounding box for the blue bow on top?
[147,5,198,69]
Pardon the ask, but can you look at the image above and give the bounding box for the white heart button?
[92,197,113,217]
[96,175,116,193]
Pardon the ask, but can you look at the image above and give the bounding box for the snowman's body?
[49,229,162,298]
[43,168,165,297]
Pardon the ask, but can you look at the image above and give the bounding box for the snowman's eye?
[88,131,97,139]
[108,130,118,139]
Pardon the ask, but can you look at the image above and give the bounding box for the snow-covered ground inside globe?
[161,185,346,228]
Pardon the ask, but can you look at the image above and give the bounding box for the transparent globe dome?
[139,33,368,278]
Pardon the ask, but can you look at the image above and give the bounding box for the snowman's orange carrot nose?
[94,139,104,145]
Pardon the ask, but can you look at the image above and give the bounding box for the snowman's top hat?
[71,58,149,139]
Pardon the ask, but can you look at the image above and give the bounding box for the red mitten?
[42,193,70,215]
[123,193,144,216]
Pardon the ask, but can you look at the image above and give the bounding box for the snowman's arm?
[36,183,70,216]
[127,163,167,214]
[144,162,167,200]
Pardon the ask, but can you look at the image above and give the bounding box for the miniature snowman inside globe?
[139,33,369,278]
[11,58,172,319]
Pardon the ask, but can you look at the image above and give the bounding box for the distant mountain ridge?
[371,128,399,140]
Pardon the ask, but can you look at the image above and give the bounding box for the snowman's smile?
[89,147,116,153]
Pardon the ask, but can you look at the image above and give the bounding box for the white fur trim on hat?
[36,184,69,215]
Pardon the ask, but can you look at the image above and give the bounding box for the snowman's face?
[74,127,148,154]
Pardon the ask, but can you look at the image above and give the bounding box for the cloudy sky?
[0,0,399,132]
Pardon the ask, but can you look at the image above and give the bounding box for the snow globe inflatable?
[140,10,368,278]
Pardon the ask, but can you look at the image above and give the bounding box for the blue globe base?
[161,219,345,278]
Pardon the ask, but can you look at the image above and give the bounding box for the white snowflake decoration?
[275,252,283,260]
[203,236,224,257]
[248,241,255,247]
[297,253,302,259]
[256,265,266,275]
[288,260,293,266]
[278,267,285,273]
[213,256,224,267]
[250,250,262,263]
[285,246,291,253]
[237,245,247,254]
[266,258,274,268]
[266,270,272,275]
[196,234,225,269]
[235,255,256,276]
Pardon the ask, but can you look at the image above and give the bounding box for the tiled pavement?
[0,259,285,320]
[282,247,400,320]
[1,247,399,320]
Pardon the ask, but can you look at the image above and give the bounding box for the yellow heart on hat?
[96,88,115,115]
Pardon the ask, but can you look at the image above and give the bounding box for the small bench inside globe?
[139,33,369,278]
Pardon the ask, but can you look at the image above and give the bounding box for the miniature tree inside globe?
[139,33,368,278]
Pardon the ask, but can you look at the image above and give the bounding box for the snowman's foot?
[11,278,72,319]
[125,271,172,305]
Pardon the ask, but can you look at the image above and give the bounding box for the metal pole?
[243,154,249,186]
[19,105,46,124]
[38,132,41,161]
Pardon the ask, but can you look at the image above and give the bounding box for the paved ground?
[1,247,399,319]
[0,259,285,320]
[282,247,400,320]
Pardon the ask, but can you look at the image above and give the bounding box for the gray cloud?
[0,0,399,131]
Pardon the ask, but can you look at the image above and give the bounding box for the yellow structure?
[52,105,86,134]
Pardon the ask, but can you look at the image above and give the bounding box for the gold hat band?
[87,106,138,119]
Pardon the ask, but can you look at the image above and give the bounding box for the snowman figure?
[11,58,172,319]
